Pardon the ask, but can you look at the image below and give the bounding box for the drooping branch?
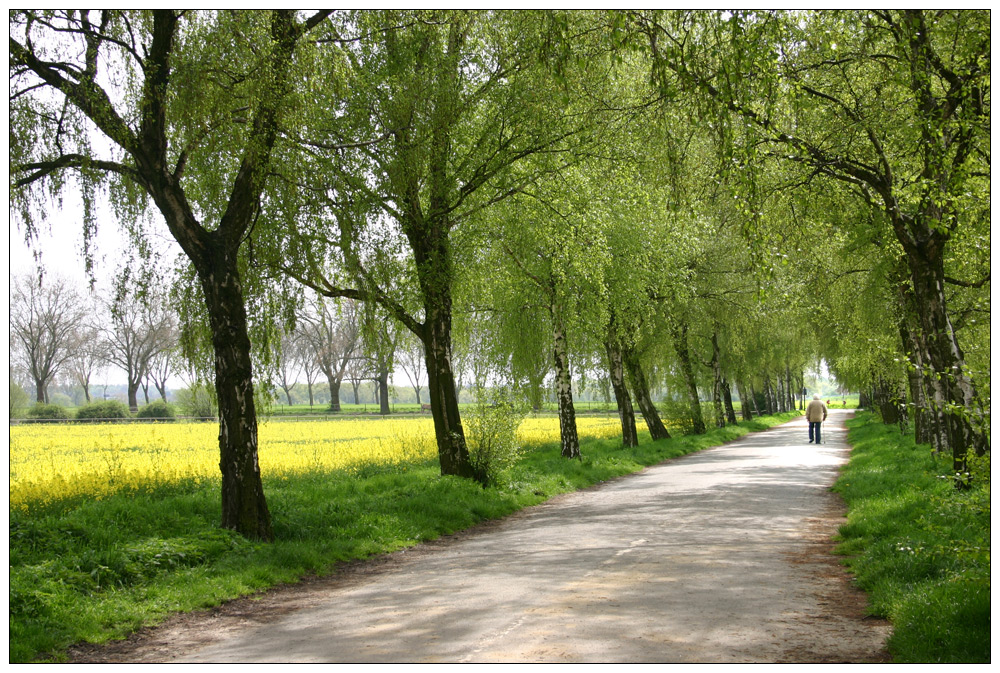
[10,35,139,154]
[280,264,424,338]
[15,155,141,187]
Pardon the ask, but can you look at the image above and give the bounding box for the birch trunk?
[605,338,638,448]
[623,345,670,440]
[552,308,580,458]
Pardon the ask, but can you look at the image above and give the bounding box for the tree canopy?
[10,9,990,536]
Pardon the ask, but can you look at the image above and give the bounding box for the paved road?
[167,409,887,663]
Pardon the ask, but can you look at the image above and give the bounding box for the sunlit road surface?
[170,409,887,663]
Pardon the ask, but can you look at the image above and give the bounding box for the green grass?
[9,411,797,663]
[834,412,990,663]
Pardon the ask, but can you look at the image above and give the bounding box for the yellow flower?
[9,415,621,511]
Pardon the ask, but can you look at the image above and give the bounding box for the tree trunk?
[605,338,638,449]
[749,382,762,417]
[552,307,580,458]
[722,378,738,425]
[35,379,45,404]
[902,230,987,478]
[198,252,272,541]
[377,370,391,415]
[736,379,753,421]
[623,344,670,440]
[423,301,475,477]
[709,330,725,428]
[874,377,900,425]
[327,375,342,411]
[764,376,776,415]
[784,374,792,412]
[127,381,141,412]
[671,322,706,435]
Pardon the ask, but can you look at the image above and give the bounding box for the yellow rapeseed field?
[9,416,621,511]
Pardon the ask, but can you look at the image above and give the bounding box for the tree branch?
[15,154,140,187]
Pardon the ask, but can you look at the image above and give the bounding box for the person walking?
[806,394,828,444]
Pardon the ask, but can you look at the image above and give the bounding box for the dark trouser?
[809,421,823,443]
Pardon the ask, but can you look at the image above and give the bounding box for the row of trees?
[11,10,989,539]
[10,274,176,411]
[9,271,427,414]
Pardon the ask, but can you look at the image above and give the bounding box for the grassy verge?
[10,411,797,663]
[834,412,990,663]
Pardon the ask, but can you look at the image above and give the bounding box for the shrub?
[135,400,176,421]
[659,398,712,435]
[176,383,217,420]
[9,378,30,419]
[466,387,528,487]
[26,403,69,421]
[75,400,132,421]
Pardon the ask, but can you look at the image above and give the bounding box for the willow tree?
[272,10,612,476]
[636,9,990,477]
[10,10,332,539]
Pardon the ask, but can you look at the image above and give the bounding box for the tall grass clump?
[834,412,989,663]
[466,387,529,486]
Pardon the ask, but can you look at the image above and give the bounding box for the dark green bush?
[135,400,176,421]
[74,400,131,421]
[26,403,69,420]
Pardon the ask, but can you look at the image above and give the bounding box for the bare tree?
[343,353,371,406]
[66,319,108,404]
[299,297,360,412]
[99,288,176,411]
[362,311,402,416]
[147,340,178,403]
[273,331,303,407]
[10,272,88,403]
[292,327,320,407]
[397,334,425,405]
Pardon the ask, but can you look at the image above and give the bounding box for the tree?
[299,297,360,412]
[10,273,88,403]
[99,288,175,412]
[66,319,107,404]
[11,10,332,538]
[637,9,990,478]
[292,325,320,408]
[273,331,303,407]
[147,340,178,403]
[396,334,426,405]
[275,10,615,478]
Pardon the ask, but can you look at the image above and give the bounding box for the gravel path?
[71,409,890,663]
